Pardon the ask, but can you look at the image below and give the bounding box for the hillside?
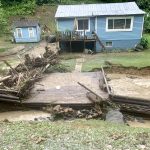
[8,5,57,34]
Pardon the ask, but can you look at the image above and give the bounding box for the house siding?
[14,26,41,43]
[56,14,144,52]
[96,15,144,51]
[57,18,74,31]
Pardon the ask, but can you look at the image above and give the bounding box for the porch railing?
[56,31,96,41]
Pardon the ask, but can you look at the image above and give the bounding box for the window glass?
[29,28,34,38]
[106,41,112,47]
[78,19,89,30]
[108,19,113,29]
[114,19,125,29]
[16,28,22,38]
[126,19,131,29]
[107,18,132,30]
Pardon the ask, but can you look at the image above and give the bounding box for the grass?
[61,59,76,71]
[0,119,150,150]
[0,48,8,53]
[82,50,150,71]
[82,34,150,71]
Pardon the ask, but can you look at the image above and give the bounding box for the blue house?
[13,19,41,43]
[55,2,145,52]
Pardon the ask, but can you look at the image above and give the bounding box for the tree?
[0,1,7,34]
[137,0,150,11]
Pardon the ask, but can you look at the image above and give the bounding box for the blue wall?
[56,15,144,52]
[96,15,144,51]
[14,25,41,43]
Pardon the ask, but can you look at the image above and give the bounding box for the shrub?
[140,37,149,49]
[0,2,7,34]
[5,0,36,16]
[144,14,150,33]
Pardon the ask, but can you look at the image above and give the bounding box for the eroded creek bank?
[0,70,150,128]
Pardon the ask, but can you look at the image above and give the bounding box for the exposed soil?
[92,66,150,76]
[104,66,150,76]
[108,74,150,100]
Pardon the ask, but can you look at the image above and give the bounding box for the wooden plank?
[93,31,105,50]
[0,94,19,100]
[77,82,105,101]
[101,67,111,94]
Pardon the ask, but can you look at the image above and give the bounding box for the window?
[106,17,133,31]
[16,28,22,38]
[28,28,35,38]
[77,19,89,31]
[106,41,112,47]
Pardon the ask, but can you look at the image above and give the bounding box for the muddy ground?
[108,74,150,100]
[104,66,150,76]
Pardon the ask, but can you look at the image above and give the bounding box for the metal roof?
[13,19,39,28]
[55,2,145,18]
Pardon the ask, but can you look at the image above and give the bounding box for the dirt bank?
[108,74,150,100]
[92,66,150,76]
[104,66,150,76]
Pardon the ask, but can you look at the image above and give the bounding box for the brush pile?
[43,105,103,120]
[0,47,58,102]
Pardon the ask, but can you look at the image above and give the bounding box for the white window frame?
[106,16,134,32]
[105,41,113,47]
[16,28,23,38]
[28,27,35,38]
[76,18,90,32]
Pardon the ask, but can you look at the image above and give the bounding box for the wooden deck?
[23,72,108,107]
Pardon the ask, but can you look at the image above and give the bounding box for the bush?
[5,0,36,16]
[0,2,7,34]
[140,37,149,49]
[144,14,150,33]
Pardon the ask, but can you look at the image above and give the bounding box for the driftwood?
[0,75,11,83]
[0,94,19,100]
[0,47,59,102]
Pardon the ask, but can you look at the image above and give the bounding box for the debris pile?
[0,47,58,102]
[43,105,103,120]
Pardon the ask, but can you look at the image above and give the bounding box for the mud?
[92,66,150,76]
[0,110,51,122]
[104,66,150,76]
[127,120,150,128]
[108,74,150,100]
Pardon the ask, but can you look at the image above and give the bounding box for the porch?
[56,31,97,52]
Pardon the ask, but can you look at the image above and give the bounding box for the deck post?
[83,30,85,52]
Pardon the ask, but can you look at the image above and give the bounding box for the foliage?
[36,0,101,5]
[36,0,60,5]
[140,37,149,49]
[143,14,150,33]
[0,1,7,34]
[137,0,150,11]
[5,0,36,16]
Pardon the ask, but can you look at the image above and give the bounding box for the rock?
[106,110,125,124]
[53,105,61,112]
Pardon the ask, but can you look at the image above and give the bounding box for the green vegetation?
[82,34,150,71]
[0,48,8,52]
[61,59,76,71]
[82,50,150,71]
[0,120,150,149]
[0,2,7,34]
[140,36,149,49]
[5,0,36,16]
